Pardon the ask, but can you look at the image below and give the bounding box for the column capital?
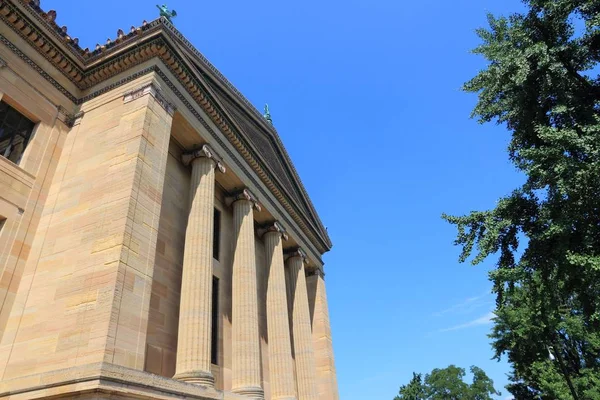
[307,267,325,279]
[227,188,262,211]
[182,144,226,173]
[258,221,289,241]
[285,247,308,264]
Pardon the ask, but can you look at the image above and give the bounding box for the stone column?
[174,145,226,386]
[287,250,318,400]
[230,189,264,399]
[307,269,340,400]
[262,223,296,400]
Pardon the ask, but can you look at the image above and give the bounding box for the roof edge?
[2,0,332,252]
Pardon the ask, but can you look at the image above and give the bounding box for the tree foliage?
[394,365,500,400]
[443,0,600,398]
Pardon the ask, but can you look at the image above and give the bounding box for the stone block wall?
[0,62,71,347]
[0,75,174,381]
[144,140,189,378]
[0,27,335,398]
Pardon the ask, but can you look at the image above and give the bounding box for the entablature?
[0,0,332,262]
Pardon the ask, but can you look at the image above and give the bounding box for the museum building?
[0,0,339,399]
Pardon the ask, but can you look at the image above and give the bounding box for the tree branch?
[531,16,600,99]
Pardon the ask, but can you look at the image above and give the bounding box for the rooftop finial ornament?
[156,4,177,22]
[263,104,273,124]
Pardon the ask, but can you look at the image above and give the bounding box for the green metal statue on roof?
[157,4,177,22]
[263,104,273,124]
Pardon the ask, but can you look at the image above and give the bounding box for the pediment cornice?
[0,0,332,255]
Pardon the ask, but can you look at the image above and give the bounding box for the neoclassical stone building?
[0,1,339,399]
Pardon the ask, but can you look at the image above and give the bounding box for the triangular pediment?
[0,0,332,253]
[188,60,330,248]
[160,35,331,252]
[202,79,306,210]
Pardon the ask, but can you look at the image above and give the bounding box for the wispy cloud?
[433,293,493,317]
[438,311,495,333]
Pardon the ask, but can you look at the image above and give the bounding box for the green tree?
[396,373,425,400]
[394,365,500,400]
[443,0,600,399]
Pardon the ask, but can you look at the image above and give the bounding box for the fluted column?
[287,250,318,400]
[230,189,264,399]
[306,269,340,400]
[263,223,296,400]
[174,145,226,386]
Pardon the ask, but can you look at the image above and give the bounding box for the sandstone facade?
[0,1,339,399]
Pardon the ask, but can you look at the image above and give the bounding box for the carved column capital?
[227,188,261,212]
[307,267,325,279]
[285,247,307,264]
[182,144,226,173]
[259,221,288,241]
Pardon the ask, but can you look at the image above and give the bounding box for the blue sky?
[44,0,527,398]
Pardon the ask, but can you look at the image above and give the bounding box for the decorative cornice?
[226,188,261,212]
[7,0,330,250]
[9,0,166,64]
[123,83,175,116]
[0,36,325,262]
[0,34,78,102]
[0,1,331,258]
[0,0,85,83]
[259,221,289,241]
[181,144,226,173]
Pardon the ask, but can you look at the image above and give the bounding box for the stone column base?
[232,386,265,400]
[173,370,215,387]
[0,362,243,400]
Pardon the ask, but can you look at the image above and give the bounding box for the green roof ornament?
[263,104,273,124]
[157,4,177,22]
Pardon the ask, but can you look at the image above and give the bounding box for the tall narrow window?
[213,208,221,261]
[211,276,219,365]
[0,101,35,165]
